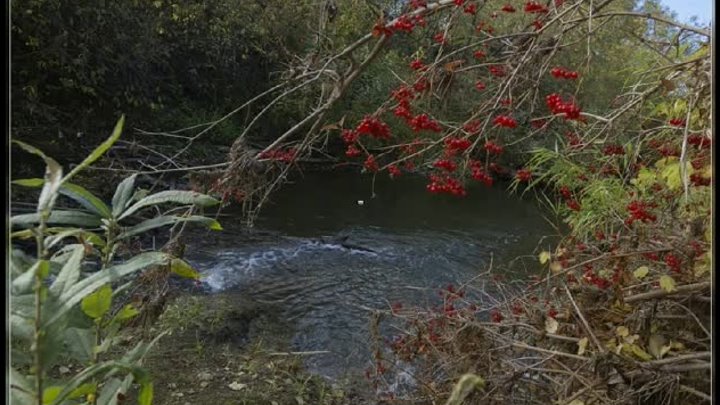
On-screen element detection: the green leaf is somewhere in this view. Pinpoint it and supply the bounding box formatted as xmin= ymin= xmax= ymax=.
xmin=633 ymin=266 xmax=649 ymax=280
xmin=11 ymin=211 xmax=102 ymax=228
xmin=96 ymin=376 xmax=133 ymax=405
xmin=12 ymin=260 xmax=49 ymax=295
xmin=81 ymin=284 xmax=113 ymax=319
xmin=170 ymin=258 xmax=201 ymax=279
xmin=12 ymin=141 xmax=63 ymax=215
xmin=45 ymin=252 xmax=169 ymax=328
xmin=112 ymin=174 xmax=137 ymax=218
xmin=50 ymin=245 xmax=84 ymax=297
xmin=48 ymin=361 xmax=144 ymax=405
xmin=119 ymin=190 xmax=220 ymax=220
xmin=13 ymin=179 xmax=112 ymax=218
xmin=43 ymin=386 xmax=64 ymax=405
xmin=138 ymin=382 xmax=153 ymax=405
xmin=112 ymin=304 xmax=140 ymax=323
xmin=538 ymin=251 xmax=551 ymax=264
xmin=46 ymin=229 xmax=105 ymax=250
xmin=631 ymin=167 xmax=657 ymax=190
xmin=63 ymin=115 xmax=124 ymax=184
xmin=68 ymin=383 xmax=97 ymax=400
xmin=444 ymin=374 xmax=485 ymax=405
xmin=116 ymin=215 xmax=222 ymax=240
xmin=12 ymin=178 xmax=44 ymax=187
xmin=59 ymin=182 xmax=112 ymax=218
xmin=659 ymin=275 xmax=676 ymax=293
xmin=64 ymin=327 xmax=95 ymax=363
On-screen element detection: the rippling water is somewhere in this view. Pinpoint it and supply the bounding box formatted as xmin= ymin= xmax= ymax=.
xmin=185 ymin=171 xmax=555 ymax=378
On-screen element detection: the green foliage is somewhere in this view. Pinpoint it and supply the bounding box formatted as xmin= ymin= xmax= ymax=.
xmin=10 ymin=120 xmax=220 ymax=405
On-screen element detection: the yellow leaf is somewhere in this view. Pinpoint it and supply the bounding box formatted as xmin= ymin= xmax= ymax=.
xmin=659 ymin=275 xmax=676 ymax=293
xmin=694 ymin=253 xmax=710 ymax=277
xmin=670 ymin=341 xmax=685 ymax=350
xmin=545 ymin=317 xmax=559 ymax=334
xmin=648 ymin=334 xmax=667 ymax=359
xmin=567 ymin=401 xmax=585 ymax=405
xmin=577 ymin=337 xmax=588 ymax=356
xmin=623 ymin=334 xmax=640 ymax=344
xmin=624 ymin=343 xmax=652 ymax=361
xmin=632 ymin=167 xmax=657 ymax=190
xmin=539 ymin=251 xmax=551 ymax=264
xmin=660 ymin=344 xmax=672 ymax=358
xmin=633 ymin=266 xmax=649 ymax=280
xmin=549 ymin=261 xmax=563 ymax=274
xmin=615 ymin=326 xmax=629 ymax=337
xmin=702 ymin=165 xmax=712 ymax=179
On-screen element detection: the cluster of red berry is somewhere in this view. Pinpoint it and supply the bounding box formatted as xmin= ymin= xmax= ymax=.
xmin=557 ymin=185 xmax=581 ymax=210
xmin=444 ymin=137 xmax=472 ymax=153
xmin=356 ymin=116 xmax=392 ymax=140
xmin=364 ymin=154 xmax=379 ymax=172
xmin=489 ymin=65 xmax=506 ymax=77
xmin=565 ymin=131 xmax=583 ymax=149
xmin=602 ymin=143 xmax=624 ymax=156
xmin=583 ymin=265 xmax=611 ymax=289
xmin=524 ymin=1 xmax=549 ymax=13
xmin=410 ymin=59 xmax=426 ymax=71
xmin=669 ymin=118 xmax=685 ymax=127
xmin=433 ymin=159 xmax=457 ymax=172
xmin=473 ymin=50 xmax=486 ymax=59
xmin=625 ymin=200 xmax=657 ymax=226
xmin=463 ymin=120 xmax=482 ymax=134
xmin=433 ymin=32 xmax=447 ymax=44
xmin=426 ymin=174 xmax=467 ymax=196
xmin=688 ymin=134 xmax=711 ymax=149
xmin=501 ymin=4 xmax=516 ymax=12
xmin=341 ymin=129 xmax=359 ymax=144
xmin=690 ymin=173 xmax=711 ymax=187
xmin=664 ymin=253 xmax=682 ymax=273
xmin=484 ymin=140 xmax=504 ymax=155
xmin=550 ymin=67 xmax=579 ymax=79
xmin=388 ymin=164 xmax=402 ymax=178
xmin=475 ymin=81 xmax=487 ymax=91
xmin=515 ymin=168 xmax=532 ymax=182
xmin=470 ymin=160 xmax=494 ymax=186
xmin=493 ymin=115 xmax=518 ymax=128
xmin=464 ymin=3 xmax=477 ymax=14
xmin=409 ymin=113 xmax=443 ymax=132
xmin=546 ymin=93 xmax=582 ymax=120
xmin=391 ymin=15 xmax=415 ymax=33
xmin=345 ymin=144 xmax=361 ymax=157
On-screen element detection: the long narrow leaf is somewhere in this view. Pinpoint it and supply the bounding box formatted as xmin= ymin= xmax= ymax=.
xmin=13 ymin=141 xmax=64 ymax=215
xmin=49 ymin=245 xmax=85 ymax=297
xmin=63 ymin=115 xmax=125 ymax=184
xmin=118 ymin=190 xmax=220 ymax=220
xmin=11 ymin=211 xmax=102 ymax=228
xmin=45 ymin=252 xmax=169 ymax=328
xmin=116 ymin=215 xmax=221 ymax=240
xmin=111 ymin=174 xmax=137 ymax=218
xmin=14 ymin=179 xmax=112 ymax=218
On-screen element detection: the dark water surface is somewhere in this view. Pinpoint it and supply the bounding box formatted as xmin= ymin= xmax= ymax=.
xmin=185 ymin=171 xmax=556 ymax=378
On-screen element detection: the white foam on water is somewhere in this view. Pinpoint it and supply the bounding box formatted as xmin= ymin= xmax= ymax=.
xmin=200 ymin=239 xmax=383 ymax=291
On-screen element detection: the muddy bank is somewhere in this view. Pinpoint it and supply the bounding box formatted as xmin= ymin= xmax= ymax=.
xmin=142 ymin=293 xmax=373 ymax=405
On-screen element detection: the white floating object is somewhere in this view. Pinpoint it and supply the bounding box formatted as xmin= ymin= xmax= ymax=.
xmin=357 ymin=200 xmax=364 ymax=206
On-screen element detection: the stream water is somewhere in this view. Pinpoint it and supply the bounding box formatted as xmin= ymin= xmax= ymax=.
xmin=185 ymin=171 xmax=556 ymax=379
